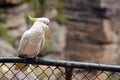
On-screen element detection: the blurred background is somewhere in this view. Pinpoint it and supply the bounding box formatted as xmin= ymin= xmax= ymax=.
xmin=0 ymin=0 xmax=120 ymax=65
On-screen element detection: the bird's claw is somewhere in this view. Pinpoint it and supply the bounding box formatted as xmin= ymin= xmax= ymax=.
xmin=34 ymin=57 xmax=38 ymax=63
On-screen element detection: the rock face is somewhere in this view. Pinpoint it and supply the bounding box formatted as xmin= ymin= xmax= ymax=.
xmin=47 ymin=21 xmax=66 ymax=53
xmin=101 ymin=0 xmax=120 ymax=33
xmin=63 ymin=0 xmax=119 ymax=64
xmin=0 ymin=39 xmax=16 ymax=57
xmin=0 ymin=4 xmax=30 ymax=38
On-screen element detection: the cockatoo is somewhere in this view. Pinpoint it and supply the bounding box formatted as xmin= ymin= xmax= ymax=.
xmin=14 ymin=14 xmax=50 ymax=71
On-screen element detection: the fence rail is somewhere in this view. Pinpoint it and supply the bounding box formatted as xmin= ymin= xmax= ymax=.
xmin=0 ymin=57 xmax=120 ymax=80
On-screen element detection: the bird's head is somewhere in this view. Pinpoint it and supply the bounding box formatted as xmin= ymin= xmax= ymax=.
xmin=28 ymin=14 xmax=50 ymax=31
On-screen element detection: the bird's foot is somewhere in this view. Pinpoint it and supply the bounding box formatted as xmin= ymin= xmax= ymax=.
xmin=34 ymin=57 xmax=38 ymax=63
xmin=18 ymin=55 xmax=28 ymax=62
xmin=33 ymin=57 xmax=39 ymax=67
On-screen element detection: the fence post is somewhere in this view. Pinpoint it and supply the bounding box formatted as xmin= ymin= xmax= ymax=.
xmin=65 ymin=67 xmax=73 ymax=80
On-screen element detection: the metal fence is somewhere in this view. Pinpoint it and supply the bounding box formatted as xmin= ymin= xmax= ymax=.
xmin=0 ymin=57 xmax=120 ymax=80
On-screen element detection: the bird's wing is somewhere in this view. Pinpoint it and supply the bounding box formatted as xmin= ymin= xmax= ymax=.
xmin=35 ymin=35 xmax=45 ymax=56
xmin=17 ymin=31 xmax=29 ymax=56
xmin=40 ymin=35 xmax=45 ymax=50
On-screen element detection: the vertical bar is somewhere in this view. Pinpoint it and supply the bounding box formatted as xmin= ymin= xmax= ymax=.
xmin=65 ymin=67 xmax=73 ymax=80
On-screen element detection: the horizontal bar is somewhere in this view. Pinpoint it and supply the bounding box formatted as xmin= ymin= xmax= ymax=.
xmin=0 ymin=57 xmax=120 ymax=72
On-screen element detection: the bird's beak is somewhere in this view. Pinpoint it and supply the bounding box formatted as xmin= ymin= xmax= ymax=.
xmin=28 ymin=13 xmax=36 ymax=22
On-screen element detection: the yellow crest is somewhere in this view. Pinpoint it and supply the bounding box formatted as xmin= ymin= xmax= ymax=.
xmin=28 ymin=13 xmax=36 ymax=22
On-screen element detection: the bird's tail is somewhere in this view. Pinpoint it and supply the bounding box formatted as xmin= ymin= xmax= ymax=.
xmin=14 ymin=63 xmax=29 ymax=72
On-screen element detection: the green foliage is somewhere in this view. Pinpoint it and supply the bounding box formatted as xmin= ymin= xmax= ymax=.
xmin=0 ymin=14 xmax=7 ymax=23
xmin=38 ymin=75 xmax=45 ymax=80
xmin=27 ymin=0 xmax=46 ymax=17
xmin=27 ymin=0 xmax=40 ymax=6
xmin=110 ymin=73 xmax=120 ymax=80
xmin=0 ymin=26 xmax=9 ymax=39
xmin=56 ymin=13 xmax=67 ymax=24
xmin=0 ymin=25 xmax=14 ymax=44
xmin=38 ymin=0 xmax=46 ymax=16
xmin=55 ymin=0 xmax=67 ymax=24
xmin=56 ymin=71 xmax=64 ymax=80
xmin=27 ymin=0 xmax=67 ymax=24
xmin=57 ymin=0 xmax=64 ymax=13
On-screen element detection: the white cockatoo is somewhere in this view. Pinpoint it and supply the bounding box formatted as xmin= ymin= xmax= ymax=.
xmin=14 ymin=14 xmax=50 ymax=71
